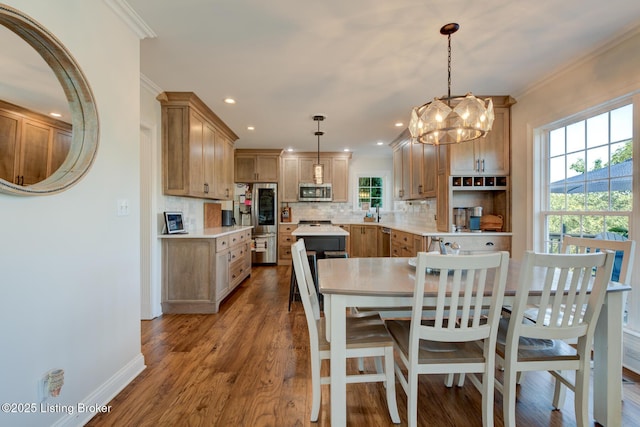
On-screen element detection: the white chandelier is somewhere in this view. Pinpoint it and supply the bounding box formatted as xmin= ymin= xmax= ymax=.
xmin=408 ymin=23 xmax=494 ymax=145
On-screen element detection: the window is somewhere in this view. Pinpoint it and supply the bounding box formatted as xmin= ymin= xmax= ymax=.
xmin=540 ymin=103 xmax=634 ymax=326
xmin=543 ymin=104 xmax=633 ymax=253
xmin=357 ymin=177 xmax=383 ymax=209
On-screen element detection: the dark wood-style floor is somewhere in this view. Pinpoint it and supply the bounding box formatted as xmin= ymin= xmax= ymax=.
xmin=87 ymin=265 xmax=640 ymax=426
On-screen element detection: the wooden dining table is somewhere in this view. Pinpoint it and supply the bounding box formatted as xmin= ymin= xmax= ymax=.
xmin=317 ymin=256 xmax=630 ymax=427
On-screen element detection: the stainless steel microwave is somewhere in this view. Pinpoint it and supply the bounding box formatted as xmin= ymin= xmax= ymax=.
xmin=298 ymin=183 xmax=332 ymax=202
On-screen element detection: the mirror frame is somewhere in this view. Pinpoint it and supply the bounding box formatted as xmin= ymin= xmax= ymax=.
xmin=0 ymin=4 xmax=99 ymax=196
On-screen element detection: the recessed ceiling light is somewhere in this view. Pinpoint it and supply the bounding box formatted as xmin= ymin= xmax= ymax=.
xmin=247 ymin=126 xmax=255 ymax=131
xmin=224 ymin=98 xmax=236 ymax=104
xmin=394 ymin=122 xmax=403 ymax=127
xmin=376 ymin=141 xmax=384 ymax=146
xmin=50 ymin=112 xmax=62 ymax=117
xmin=287 ymin=148 xmax=293 ymax=152
xmin=343 ymin=148 xmax=350 ymax=152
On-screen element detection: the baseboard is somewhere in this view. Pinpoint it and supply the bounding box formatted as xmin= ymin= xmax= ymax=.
xmin=51 ymin=353 xmax=146 ymax=427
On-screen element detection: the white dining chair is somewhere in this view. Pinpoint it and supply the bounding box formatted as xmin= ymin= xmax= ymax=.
xmin=291 ymin=239 xmax=400 ymax=424
xmin=495 ymin=250 xmax=615 ymax=427
xmin=385 ymin=251 xmax=510 ymax=427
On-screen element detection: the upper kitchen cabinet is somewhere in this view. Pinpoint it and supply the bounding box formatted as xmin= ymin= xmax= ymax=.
xmin=390 ymin=129 xmax=436 ymax=200
xmin=447 ymin=96 xmax=515 ymax=176
xmin=159 ymin=92 xmax=238 ymax=200
xmin=0 ymin=100 xmax=72 ymax=187
xmin=280 ymin=152 xmax=351 ymax=202
xmin=234 ymin=149 xmax=282 ymax=182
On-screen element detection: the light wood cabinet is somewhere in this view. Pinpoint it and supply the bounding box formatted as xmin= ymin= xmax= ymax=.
xmin=449 ymin=106 xmax=510 ymax=175
xmin=278 ymin=223 xmax=298 ymax=265
xmin=350 ymin=224 xmax=378 ymax=257
xmin=390 ymin=229 xmax=426 ymax=257
xmin=162 ymin=228 xmax=252 ymax=313
xmin=390 ymin=130 xmax=435 ymax=200
xmin=235 ymin=149 xmax=281 ymax=182
xmin=279 ymin=152 xmax=352 ymax=202
xmin=0 ymin=101 xmax=72 ymax=186
xmin=159 ymin=92 xmax=238 ymax=200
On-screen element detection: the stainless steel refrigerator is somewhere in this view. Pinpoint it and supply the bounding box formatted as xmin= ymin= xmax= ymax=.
xmin=251 ymin=183 xmax=277 ymax=264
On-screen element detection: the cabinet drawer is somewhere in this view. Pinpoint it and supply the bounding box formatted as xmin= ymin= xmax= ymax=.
xmin=391 ymin=230 xmax=412 ymax=245
xmin=229 ymin=244 xmax=247 ymax=263
xmin=278 ymin=233 xmax=296 ymax=246
xmin=279 ymin=244 xmax=293 ymax=261
xmin=230 ymin=262 xmax=248 ymax=285
xmin=216 ymin=236 xmax=229 ymax=252
xmin=280 ymin=224 xmax=297 ymax=233
xmin=229 ymin=231 xmax=242 ymax=247
xmin=441 ymin=235 xmax=511 ymax=253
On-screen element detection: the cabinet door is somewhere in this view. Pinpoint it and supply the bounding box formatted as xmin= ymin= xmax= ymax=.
xmin=50 ymin=128 xmax=72 ymax=174
xmin=188 ymin=111 xmax=206 ymax=196
xmin=0 ymin=111 xmax=20 ymax=183
xmin=449 ymin=107 xmax=509 ymax=175
xmin=213 ymin=133 xmax=233 ymax=199
xmin=392 ymin=145 xmax=404 ymax=199
xmin=215 ymin=250 xmax=230 ymax=298
xmin=299 ymin=157 xmax=331 ymax=183
xmin=280 ymin=157 xmax=299 ymax=202
xmin=421 ymin=143 xmax=437 ymax=197
xmin=351 ymin=225 xmax=377 ymax=257
xmin=235 ymin=155 xmax=256 ymax=182
xmin=331 ymin=157 xmax=349 ymax=202
xmin=256 ymin=156 xmax=279 ymax=182
xmin=409 ymin=141 xmax=423 ymax=199
xmin=478 ymin=107 xmax=509 ymax=175
xmin=202 ymin=121 xmax=216 ymax=198
xmin=20 ymin=119 xmax=51 ymax=186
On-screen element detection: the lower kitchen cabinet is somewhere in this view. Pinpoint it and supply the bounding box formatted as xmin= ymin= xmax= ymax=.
xmin=278 ymin=223 xmax=297 ymax=266
xmin=391 ymin=229 xmax=426 ymax=257
xmin=161 ymin=228 xmax=251 ymax=313
xmin=350 ymin=224 xmax=378 ymax=257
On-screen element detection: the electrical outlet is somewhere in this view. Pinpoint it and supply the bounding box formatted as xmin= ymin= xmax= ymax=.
xmin=117 ymin=199 xmax=129 ymax=216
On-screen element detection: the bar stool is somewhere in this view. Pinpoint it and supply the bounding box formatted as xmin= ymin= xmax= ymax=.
xmin=318 ymin=251 xmax=348 ymax=310
xmin=289 ymin=250 xmax=318 ymax=311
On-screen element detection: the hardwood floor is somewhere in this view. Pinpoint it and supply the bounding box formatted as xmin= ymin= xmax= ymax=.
xmin=87 ymin=265 xmax=640 ymax=426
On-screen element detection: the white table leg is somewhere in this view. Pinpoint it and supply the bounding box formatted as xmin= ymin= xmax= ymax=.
xmin=329 ymin=294 xmax=347 ymax=426
xmin=593 ymin=291 xmax=624 ymax=426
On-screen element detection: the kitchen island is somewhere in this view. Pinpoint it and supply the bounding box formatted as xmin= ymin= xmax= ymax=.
xmin=159 ymin=226 xmax=253 ymax=313
xmin=292 ymin=224 xmax=350 ymax=258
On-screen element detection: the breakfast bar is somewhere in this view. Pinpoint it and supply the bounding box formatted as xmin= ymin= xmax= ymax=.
xmin=292 ymin=224 xmax=350 ymax=258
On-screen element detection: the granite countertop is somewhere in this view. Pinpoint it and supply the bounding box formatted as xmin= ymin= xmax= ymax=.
xmin=292 ymin=224 xmax=350 ymax=236
xmin=159 ymin=225 xmax=253 ymax=238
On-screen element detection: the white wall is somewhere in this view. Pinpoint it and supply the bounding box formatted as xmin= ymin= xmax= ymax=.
xmin=510 ymin=28 xmax=640 ymax=259
xmin=0 ymin=2 xmax=144 ymax=426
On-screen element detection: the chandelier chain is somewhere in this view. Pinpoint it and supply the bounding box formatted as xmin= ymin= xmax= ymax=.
xmin=447 ymin=33 xmax=452 ymax=101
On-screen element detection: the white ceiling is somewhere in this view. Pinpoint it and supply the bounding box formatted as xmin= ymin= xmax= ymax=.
xmin=3 ymin=1 xmax=640 ymax=157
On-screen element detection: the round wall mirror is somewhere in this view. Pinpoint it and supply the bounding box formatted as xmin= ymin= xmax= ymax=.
xmin=0 ymin=4 xmax=99 ymax=196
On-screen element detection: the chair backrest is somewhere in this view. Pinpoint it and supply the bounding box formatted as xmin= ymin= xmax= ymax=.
xmin=561 ymin=235 xmax=635 ymax=285
xmin=508 ymin=251 xmax=615 ymax=346
xmin=410 ymin=251 xmax=510 ymax=351
xmin=291 ymin=239 xmax=321 ymax=343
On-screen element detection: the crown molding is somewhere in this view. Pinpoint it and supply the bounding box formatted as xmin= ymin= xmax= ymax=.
xmin=104 ymin=0 xmax=157 ymax=39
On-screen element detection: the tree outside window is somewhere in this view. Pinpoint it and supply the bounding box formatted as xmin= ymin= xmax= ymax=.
xmin=358 ymin=177 xmax=383 ymax=209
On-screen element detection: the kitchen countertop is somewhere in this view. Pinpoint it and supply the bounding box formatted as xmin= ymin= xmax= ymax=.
xmin=280 ymin=221 xmax=511 ymax=237
xmin=159 ymin=225 xmax=253 ymax=239
xmin=292 ymin=224 xmax=350 ymax=236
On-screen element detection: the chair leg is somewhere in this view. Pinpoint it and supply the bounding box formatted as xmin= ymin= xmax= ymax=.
xmin=384 ymin=347 xmax=401 ymax=423
xmin=574 ymin=367 xmax=590 ymax=427
xmin=503 ymin=365 xmax=518 ymax=427
xmin=310 ymin=356 xmax=322 ymax=422
xmin=288 ymin=264 xmax=297 ymax=311
xmin=357 ymin=357 xmax=365 ymax=372
xmin=407 ymin=370 xmax=419 ymax=427
xmin=552 ymin=371 xmax=567 ymax=410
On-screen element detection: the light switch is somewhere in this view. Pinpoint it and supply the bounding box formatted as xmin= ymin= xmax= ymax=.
xmin=117 ymin=199 xmax=129 ymax=216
